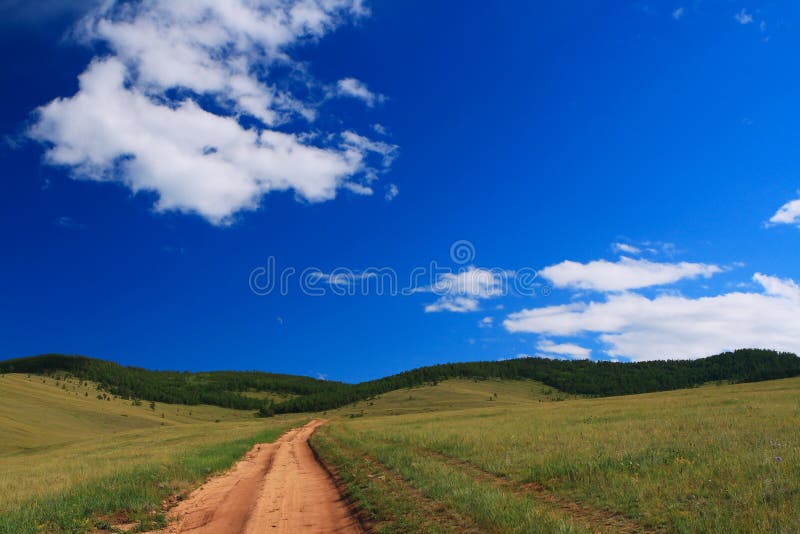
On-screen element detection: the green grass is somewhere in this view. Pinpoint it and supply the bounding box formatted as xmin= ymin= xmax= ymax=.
xmin=0 ymin=374 xmax=259 ymax=455
xmin=313 ymin=427 xmax=585 ymax=533
xmin=0 ymin=424 xmax=296 ymax=533
xmin=10 ymin=350 xmax=798 ymax=414
xmin=4 ymin=372 xmax=800 ymax=533
xmin=0 ymin=374 xmax=306 ymax=533
xmin=314 ymin=377 xmax=800 ymax=533
xmin=312 ymin=430 xmax=484 ymax=533
xmin=325 ymin=377 xmax=571 ymax=418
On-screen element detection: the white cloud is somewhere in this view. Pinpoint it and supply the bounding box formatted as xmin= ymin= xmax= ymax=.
xmin=343 ymin=182 xmax=375 ymax=196
xmin=769 ymin=198 xmax=800 ymax=227
xmin=734 ymin=8 xmax=754 ymax=24
xmin=672 ymin=7 xmax=685 ymax=20
xmin=539 ymin=257 xmax=721 ymax=292
xmin=336 ymin=78 xmax=384 ymax=107
xmin=504 ymin=273 xmax=800 ymax=361
xmin=428 ymin=267 xmax=506 ymax=299
xmin=425 ymin=296 xmax=479 ymax=313
xmin=341 ymin=131 xmax=398 ymax=169
xmin=611 ymin=242 xmax=641 ymax=255
xmin=536 ymin=340 xmax=591 ymax=359
xmin=478 ymin=316 xmax=494 ymax=328
xmin=28 ymin=0 xmax=394 ymax=224
xmin=31 ymin=59 xmax=363 ymax=223
xmin=423 ymin=267 xmax=509 ymax=313
xmin=753 ymin=273 xmax=800 ymax=301
xmin=372 ymin=123 xmax=388 ymax=135
xmin=385 ymin=183 xmax=399 ymax=201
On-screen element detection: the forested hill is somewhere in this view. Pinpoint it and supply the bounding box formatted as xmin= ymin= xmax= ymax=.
xmin=270 ymin=349 xmax=800 ymax=412
xmin=1 ymin=349 xmax=799 ymax=415
xmin=0 ymin=354 xmax=342 ymax=411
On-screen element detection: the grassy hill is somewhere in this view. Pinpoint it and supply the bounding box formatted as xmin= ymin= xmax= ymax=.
xmin=2 ymin=349 xmax=799 ymax=415
xmin=0 ymin=373 xmax=560 ymax=532
xmin=328 ymin=377 xmax=573 ymax=418
xmin=0 ymin=354 xmax=341 ymax=414
xmin=2 ymin=360 xmax=800 ymax=532
xmin=0 ymin=373 xmax=263 ymax=454
xmin=0 ymin=372 xmax=306 ymax=532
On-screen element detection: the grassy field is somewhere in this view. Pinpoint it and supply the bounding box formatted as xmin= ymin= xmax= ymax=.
xmin=0 ymin=373 xmax=264 ymax=453
xmin=0 ymin=373 xmax=306 ymax=533
xmin=313 ymin=377 xmax=800 ymax=533
xmin=3 ymin=372 xmax=799 ymax=533
xmin=325 ymin=377 xmax=572 ymax=418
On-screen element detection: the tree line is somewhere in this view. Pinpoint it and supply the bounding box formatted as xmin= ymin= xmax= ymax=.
xmin=1 ymin=349 xmax=798 ymax=416
xmin=0 ymin=354 xmax=340 ymax=412
xmin=268 ymin=349 xmax=800 ymax=413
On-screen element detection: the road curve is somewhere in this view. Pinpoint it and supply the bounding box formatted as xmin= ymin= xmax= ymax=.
xmin=157 ymin=419 xmax=362 ymax=534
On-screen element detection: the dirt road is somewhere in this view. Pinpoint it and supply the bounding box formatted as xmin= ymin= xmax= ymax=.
xmin=158 ymin=420 xmax=362 ymax=534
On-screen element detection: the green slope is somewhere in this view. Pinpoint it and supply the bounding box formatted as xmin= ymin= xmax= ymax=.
xmin=0 ymin=354 xmax=341 ymax=413
xmin=0 ymin=373 xmax=305 ymax=533
xmin=0 ymin=373 xmax=261 ymax=455
xmin=1 ymin=348 xmax=799 ymax=415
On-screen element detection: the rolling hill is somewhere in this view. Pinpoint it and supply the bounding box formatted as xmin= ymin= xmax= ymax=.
xmin=2 ymin=354 xmax=800 ymax=532
xmin=1 ymin=349 xmax=799 ymax=416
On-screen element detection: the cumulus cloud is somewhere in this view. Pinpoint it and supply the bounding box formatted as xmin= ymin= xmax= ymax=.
xmin=504 ymin=273 xmax=800 ymax=361
xmin=429 ymin=267 xmax=506 ymax=298
xmin=536 ymin=340 xmax=591 ymax=359
xmin=769 ymin=198 xmax=800 ymax=227
xmin=31 ymin=59 xmax=365 ymax=222
xmin=478 ymin=316 xmax=494 ymax=328
xmin=28 ymin=0 xmax=395 ymax=224
xmin=424 ymin=267 xmax=509 ymax=313
xmin=539 ymin=256 xmax=721 ymax=292
xmin=336 ymin=78 xmax=384 ymax=107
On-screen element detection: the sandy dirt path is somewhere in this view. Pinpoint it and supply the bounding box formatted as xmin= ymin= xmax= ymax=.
xmin=157 ymin=420 xmax=362 ymax=534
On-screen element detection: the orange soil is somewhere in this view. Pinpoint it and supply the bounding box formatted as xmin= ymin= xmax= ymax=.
xmin=156 ymin=420 xmax=361 ymax=534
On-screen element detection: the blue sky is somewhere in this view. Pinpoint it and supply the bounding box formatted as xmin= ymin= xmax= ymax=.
xmin=2 ymin=1 xmax=800 ymax=382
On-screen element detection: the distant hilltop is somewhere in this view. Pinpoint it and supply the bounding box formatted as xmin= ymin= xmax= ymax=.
xmin=2 ymin=349 xmax=798 ymax=416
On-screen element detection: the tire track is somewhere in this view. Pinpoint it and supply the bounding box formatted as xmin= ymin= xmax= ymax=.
xmin=415 ymin=446 xmax=659 ymax=534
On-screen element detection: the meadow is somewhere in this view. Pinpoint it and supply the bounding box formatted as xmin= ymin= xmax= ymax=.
xmin=0 ymin=374 xmax=306 ymax=533
xmin=1 ymin=371 xmax=799 ymax=533
xmin=313 ymin=377 xmax=800 ymax=533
